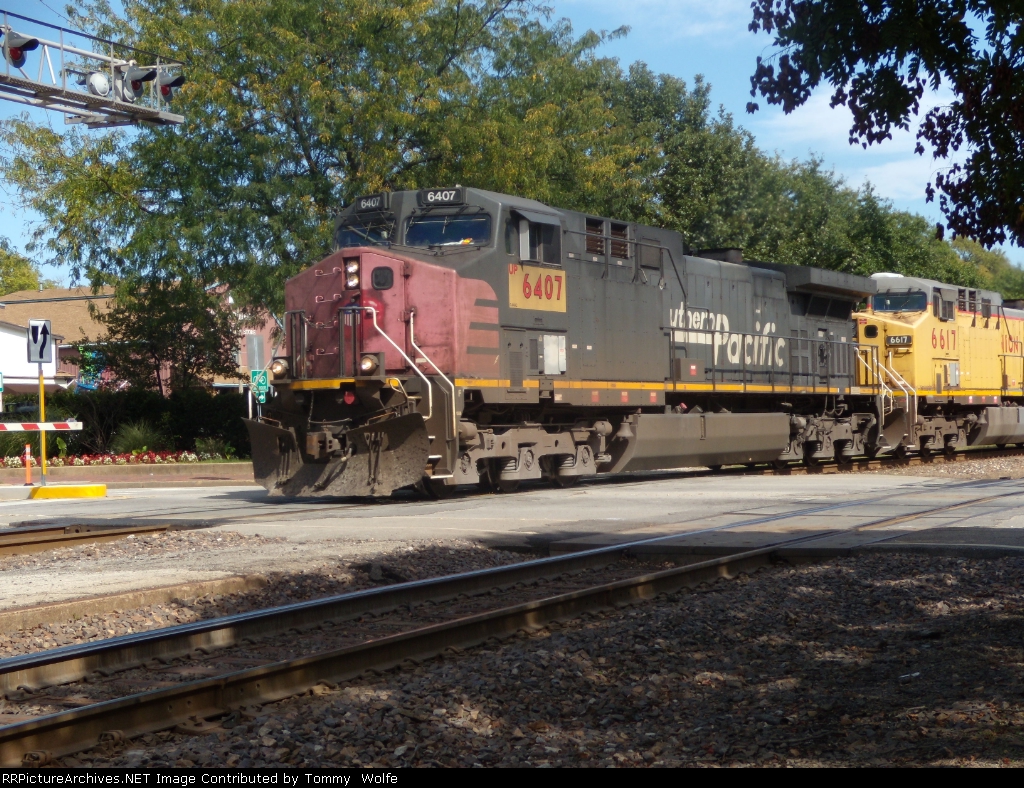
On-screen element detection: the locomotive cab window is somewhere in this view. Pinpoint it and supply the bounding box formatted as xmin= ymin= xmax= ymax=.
xmin=504 ymin=218 xmax=517 ymax=254
xmin=528 ymin=222 xmax=561 ymax=265
xmin=336 ymin=217 xmax=394 ymax=249
xmin=933 ymin=289 xmax=955 ymax=321
xmin=871 ymin=292 xmax=927 ymax=313
xmin=405 ymin=212 xmax=492 ymax=248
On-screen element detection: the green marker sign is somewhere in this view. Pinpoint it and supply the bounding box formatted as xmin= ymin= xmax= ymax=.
xmin=256 ymin=391 xmax=267 ymax=405
xmin=250 ymin=369 xmax=269 ymax=394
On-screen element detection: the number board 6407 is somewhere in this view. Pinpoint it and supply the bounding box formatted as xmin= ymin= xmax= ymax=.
xmin=508 ymin=263 xmax=566 ymax=313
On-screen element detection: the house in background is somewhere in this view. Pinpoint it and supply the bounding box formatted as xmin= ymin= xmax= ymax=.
xmin=0 ymin=287 xmax=114 ymax=390
xmin=0 ymin=286 xmax=279 ymax=392
xmin=0 ymin=319 xmax=66 ymax=393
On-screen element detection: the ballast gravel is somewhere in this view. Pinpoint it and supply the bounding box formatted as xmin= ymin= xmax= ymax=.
xmin=0 ymin=530 xmax=281 ymax=573
xmin=0 ymin=539 xmax=525 ymax=658
xmin=868 ymin=454 xmax=1024 ymax=481
xmin=68 ymin=553 xmax=1024 ymax=768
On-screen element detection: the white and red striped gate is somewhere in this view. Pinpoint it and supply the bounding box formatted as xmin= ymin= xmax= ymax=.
xmin=0 ymin=422 xmax=83 ymax=431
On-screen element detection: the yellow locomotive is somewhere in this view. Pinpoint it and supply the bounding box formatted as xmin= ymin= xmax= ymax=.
xmin=855 ymin=273 xmax=1024 ymax=455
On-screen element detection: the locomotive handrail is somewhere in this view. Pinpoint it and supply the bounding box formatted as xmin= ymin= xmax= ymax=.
xmin=880 ymin=352 xmax=916 ymax=423
xmin=342 ymin=305 xmax=433 ymax=422
xmin=855 ymin=347 xmax=893 ymax=413
xmin=408 ymin=311 xmax=458 ymax=458
xmin=284 ymin=309 xmax=309 ymax=379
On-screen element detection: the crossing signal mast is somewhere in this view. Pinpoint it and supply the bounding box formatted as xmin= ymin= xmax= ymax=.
xmin=0 ymin=9 xmax=184 ymax=129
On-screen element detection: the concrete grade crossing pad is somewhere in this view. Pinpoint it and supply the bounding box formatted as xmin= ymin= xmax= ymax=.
xmin=4 ymin=471 xmax=1024 ymax=608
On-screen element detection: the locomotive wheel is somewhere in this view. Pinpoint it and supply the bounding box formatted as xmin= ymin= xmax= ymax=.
xmin=477 ymin=463 xmax=497 ymax=492
xmin=551 ymin=475 xmax=579 ymax=488
xmin=497 ymin=478 xmax=520 ymax=493
xmin=415 ymin=479 xmax=455 ymax=499
xmin=772 ymin=459 xmax=789 ymax=470
xmin=707 ymin=464 xmax=723 ymax=472
xmin=427 ymin=479 xmax=455 ymax=499
xmin=943 ymin=443 xmax=957 ymax=457
xmin=835 ymin=451 xmax=852 ymax=467
xmin=892 ymin=444 xmax=908 ymax=460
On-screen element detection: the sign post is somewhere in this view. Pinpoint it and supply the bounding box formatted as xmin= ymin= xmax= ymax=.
xmin=27 ymin=320 xmax=52 ymax=486
xmin=0 ymin=371 xmax=5 ymax=414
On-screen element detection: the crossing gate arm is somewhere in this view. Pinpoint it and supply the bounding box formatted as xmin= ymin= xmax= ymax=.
xmin=0 ymin=422 xmax=83 ymax=431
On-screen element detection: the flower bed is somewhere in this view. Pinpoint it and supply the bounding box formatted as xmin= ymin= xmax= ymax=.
xmin=3 ymin=450 xmax=215 ymax=468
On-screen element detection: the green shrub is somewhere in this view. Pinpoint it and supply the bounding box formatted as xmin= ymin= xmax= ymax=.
xmin=195 ymin=436 xmax=237 ymax=458
xmin=109 ymin=420 xmax=167 ymax=454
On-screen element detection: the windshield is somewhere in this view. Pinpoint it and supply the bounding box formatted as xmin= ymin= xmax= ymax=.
xmin=336 ymin=219 xmax=393 ymax=248
xmin=872 ymin=292 xmax=927 ymax=312
xmin=406 ymin=213 xmax=492 ymax=247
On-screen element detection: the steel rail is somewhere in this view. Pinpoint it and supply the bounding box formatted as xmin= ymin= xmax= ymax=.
xmin=2 ymin=487 xmax=1023 ymax=767
xmin=0 ymin=483 xmax=985 ymax=696
xmin=0 ymin=547 xmax=807 ymax=766
xmin=0 ymin=524 xmax=170 ymax=558
xmin=0 ymin=483 xmax=1015 ymax=757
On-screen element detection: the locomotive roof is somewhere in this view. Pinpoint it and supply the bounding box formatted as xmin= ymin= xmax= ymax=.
xmin=333 ymin=187 xmax=881 ymax=299
xmin=871 ymin=273 xmax=1003 ymax=306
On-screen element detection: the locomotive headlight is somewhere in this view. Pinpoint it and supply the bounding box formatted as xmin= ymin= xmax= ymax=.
xmin=359 ymin=354 xmax=379 ymax=374
xmin=269 ymin=359 xmax=289 ymax=379
xmin=345 ymin=274 xmax=360 ymax=289
xmin=345 ymin=260 xmax=359 ymax=274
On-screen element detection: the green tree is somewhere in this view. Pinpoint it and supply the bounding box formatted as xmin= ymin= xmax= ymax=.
xmin=952 ymin=238 xmax=1024 ymax=300
xmin=616 ymin=65 xmax=975 ymax=284
xmin=85 ymin=278 xmax=241 ymax=395
xmin=1 ymin=0 xmax=642 ymax=313
xmin=747 ymin=0 xmax=1024 ymax=249
xmin=0 ymin=237 xmax=41 ymax=295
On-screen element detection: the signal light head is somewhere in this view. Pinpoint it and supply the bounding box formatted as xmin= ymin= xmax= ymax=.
xmin=3 ymin=31 xmax=39 ymax=69
xmin=157 ymin=71 xmax=185 ymax=102
xmin=117 ymin=64 xmax=157 ymax=103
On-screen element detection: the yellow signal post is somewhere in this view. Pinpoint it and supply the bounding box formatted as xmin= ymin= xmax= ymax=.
xmin=37 ymin=362 xmax=46 ymax=486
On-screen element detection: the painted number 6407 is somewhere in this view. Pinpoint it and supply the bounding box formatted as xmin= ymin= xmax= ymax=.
xmin=522 ymin=272 xmax=562 ymax=302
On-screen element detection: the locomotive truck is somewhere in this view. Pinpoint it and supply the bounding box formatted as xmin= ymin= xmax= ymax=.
xmin=244 ymin=187 xmax=1024 ymax=497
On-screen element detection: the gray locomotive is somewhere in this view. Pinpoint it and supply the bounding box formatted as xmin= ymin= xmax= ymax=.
xmin=246 ymin=187 xmax=883 ymax=497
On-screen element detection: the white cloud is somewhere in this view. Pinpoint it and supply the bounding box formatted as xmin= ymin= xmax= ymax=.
xmin=746 ymin=86 xmax=965 ymax=207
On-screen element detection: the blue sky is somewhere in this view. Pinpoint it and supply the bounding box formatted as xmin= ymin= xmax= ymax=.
xmin=2 ymin=0 xmax=1021 ymax=283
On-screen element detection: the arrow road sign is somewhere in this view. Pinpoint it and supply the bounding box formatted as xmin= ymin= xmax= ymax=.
xmin=256 ymin=392 xmax=267 ymax=405
xmin=250 ymin=369 xmax=269 ymax=393
xmin=27 ymin=320 xmax=52 ymax=364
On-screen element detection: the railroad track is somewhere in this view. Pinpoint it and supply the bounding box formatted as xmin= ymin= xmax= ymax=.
xmin=2 ymin=482 xmax=1023 ymax=766
xmin=0 ymin=524 xmax=172 ymax=558
xmin=753 ymin=444 xmax=1024 ymax=477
